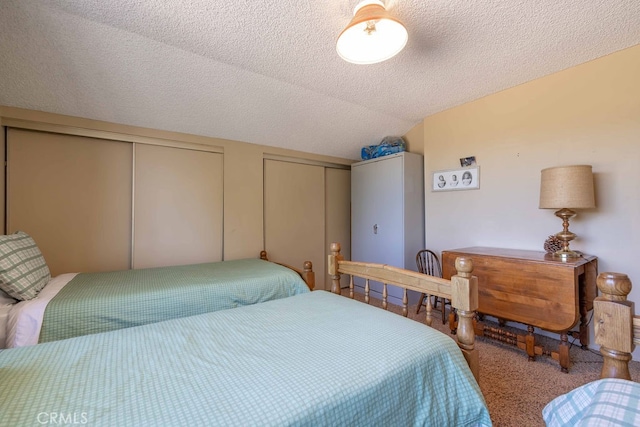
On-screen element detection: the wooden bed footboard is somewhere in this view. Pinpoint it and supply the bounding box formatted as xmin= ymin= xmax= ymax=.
xmin=260 ymin=251 xmax=315 ymax=291
xmin=327 ymin=242 xmax=480 ymax=381
xmin=593 ymin=272 xmax=639 ymax=380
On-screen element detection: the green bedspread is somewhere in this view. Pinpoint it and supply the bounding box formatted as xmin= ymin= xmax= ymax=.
xmin=39 ymin=258 xmax=309 ymax=343
xmin=0 ymin=291 xmax=491 ymax=427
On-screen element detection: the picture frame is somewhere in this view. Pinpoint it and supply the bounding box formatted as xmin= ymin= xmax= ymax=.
xmin=459 ymin=156 xmax=476 ymax=167
xmin=432 ymin=166 xmax=480 ymax=192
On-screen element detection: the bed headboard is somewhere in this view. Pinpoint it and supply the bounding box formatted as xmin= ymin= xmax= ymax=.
xmin=327 ymin=242 xmax=479 ymax=381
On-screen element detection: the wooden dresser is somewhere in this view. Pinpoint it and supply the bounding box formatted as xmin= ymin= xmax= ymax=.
xmin=442 ymin=246 xmax=597 ymax=372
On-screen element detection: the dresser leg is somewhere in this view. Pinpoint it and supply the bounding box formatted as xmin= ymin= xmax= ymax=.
xmin=526 ymin=325 xmax=536 ymax=361
xmin=579 ymin=277 xmax=589 ymax=349
xmin=577 ymin=329 xmax=586 ymax=351
xmin=559 ymin=333 xmax=570 ymax=373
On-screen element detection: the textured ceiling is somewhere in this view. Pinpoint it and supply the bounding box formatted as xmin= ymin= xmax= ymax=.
xmin=1 ymin=1 xmax=639 ymax=159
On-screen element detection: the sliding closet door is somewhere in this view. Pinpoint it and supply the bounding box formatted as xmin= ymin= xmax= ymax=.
xmin=264 ymin=160 xmax=326 ymax=289
xmin=325 ymin=168 xmax=351 ymax=290
xmin=133 ymin=144 xmax=223 ymax=268
xmin=7 ymin=128 xmax=132 ymax=276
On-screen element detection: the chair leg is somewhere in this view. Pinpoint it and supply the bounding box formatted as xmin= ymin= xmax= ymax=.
xmin=449 ymin=309 xmax=457 ymax=334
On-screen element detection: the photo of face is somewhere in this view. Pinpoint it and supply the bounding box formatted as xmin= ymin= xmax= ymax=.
xmin=462 ymin=171 xmax=472 ymax=186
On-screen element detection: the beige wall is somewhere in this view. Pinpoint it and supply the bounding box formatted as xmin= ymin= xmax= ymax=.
xmin=422 ymin=43 xmax=640 ymax=356
xmin=0 ymin=106 xmax=353 ymax=275
xmin=403 ymin=121 xmax=424 ymax=156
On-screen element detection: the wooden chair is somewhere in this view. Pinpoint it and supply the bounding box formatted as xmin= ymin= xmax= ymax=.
xmin=415 ymin=249 xmax=450 ymax=324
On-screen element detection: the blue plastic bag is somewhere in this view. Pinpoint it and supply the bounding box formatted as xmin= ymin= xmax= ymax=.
xmin=361 ymin=136 xmax=406 ymax=160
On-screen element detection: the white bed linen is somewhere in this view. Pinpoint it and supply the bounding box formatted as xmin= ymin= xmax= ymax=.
xmin=5 ymin=273 xmax=77 ymax=348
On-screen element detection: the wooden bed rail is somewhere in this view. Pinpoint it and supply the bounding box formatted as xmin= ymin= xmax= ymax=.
xmin=593 ymin=271 xmax=638 ymax=380
xmin=260 ymin=251 xmax=315 ymax=291
xmin=327 ymin=242 xmax=480 ymax=382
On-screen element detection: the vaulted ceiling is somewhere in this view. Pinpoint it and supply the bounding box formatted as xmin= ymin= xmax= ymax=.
xmin=1 ymin=1 xmax=639 ymax=159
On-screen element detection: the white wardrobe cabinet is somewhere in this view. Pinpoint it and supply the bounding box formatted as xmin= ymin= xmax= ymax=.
xmin=351 ymin=152 xmax=424 ymax=303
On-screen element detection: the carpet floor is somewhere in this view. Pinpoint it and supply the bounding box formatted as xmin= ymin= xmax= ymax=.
xmin=340 ymin=290 xmax=640 ymax=427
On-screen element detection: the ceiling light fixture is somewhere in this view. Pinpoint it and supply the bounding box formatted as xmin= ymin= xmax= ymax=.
xmin=336 ymin=0 xmax=408 ymax=65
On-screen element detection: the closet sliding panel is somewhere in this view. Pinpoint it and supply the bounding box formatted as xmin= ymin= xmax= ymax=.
xmin=325 ymin=168 xmax=351 ymax=290
xmin=133 ymin=144 xmax=223 ymax=269
xmin=264 ymin=160 xmax=325 ymax=289
xmin=7 ymin=128 xmax=132 ymax=276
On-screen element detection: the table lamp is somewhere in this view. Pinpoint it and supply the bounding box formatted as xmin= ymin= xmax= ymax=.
xmin=539 ymin=165 xmax=595 ymax=259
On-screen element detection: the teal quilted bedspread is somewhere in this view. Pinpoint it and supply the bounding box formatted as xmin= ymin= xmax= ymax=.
xmin=0 ymin=291 xmax=491 ymax=427
xmin=39 ymin=258 xmax=309 ymax=343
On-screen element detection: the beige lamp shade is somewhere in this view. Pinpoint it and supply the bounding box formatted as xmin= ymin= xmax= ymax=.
xmin=336 ymin=0 xmax=408 ymax=65
xmin=539 ymin=165 xmax=595 ymax=209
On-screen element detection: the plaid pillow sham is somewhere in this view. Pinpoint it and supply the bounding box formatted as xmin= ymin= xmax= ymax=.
xmin=0 ymin=231 xmax=51 ymax=300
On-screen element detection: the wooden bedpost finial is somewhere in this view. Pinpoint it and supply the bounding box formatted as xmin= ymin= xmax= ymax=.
xmin=455 ymin=257 xmax=473 ymax=278
xmin=303 ymin=261 xmax=312 ymax=272
xmin=597 ymin=272 xmax=632 ymax=302
xmin=302 ymin=261 xmax=315 ymax=291
xmin=260 ymin=250 xmax=268 ymax=261
xmin=330 ymin=242 xmax=341 ymax=255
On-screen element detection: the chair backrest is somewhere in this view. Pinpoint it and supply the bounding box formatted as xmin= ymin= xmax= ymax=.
xmin=416 ymin=249 xmax=442 ymax=278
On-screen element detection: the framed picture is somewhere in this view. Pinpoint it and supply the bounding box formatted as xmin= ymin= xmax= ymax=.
xmin=459 ymin=156 xmax=476 ymax=167
xmin=432 ymin=166 xmax=480 ymax=191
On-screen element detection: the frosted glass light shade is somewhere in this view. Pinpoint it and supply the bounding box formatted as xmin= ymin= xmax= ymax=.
xmin=337 ymin=0 xmax=408 ymax=65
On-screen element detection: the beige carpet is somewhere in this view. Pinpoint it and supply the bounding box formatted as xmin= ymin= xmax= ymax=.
xmin=340 ymin=290 xmax=640 ymax=427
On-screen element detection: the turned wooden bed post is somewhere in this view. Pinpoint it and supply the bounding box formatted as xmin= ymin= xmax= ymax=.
xmin=301 ymin=261 xmax=315 ymax=291
xmin=328 ymin=243 xmax=343 ymax=295
xmin=451 ymin=257 xmax=480 ymax=382
xmin=594 ymin=272 xmax=635 ymax=380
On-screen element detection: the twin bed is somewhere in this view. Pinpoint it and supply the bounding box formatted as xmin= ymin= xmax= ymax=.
xmin=0 ymin=240 xmax=491 ymax=426
xmin=1 ymin=244 xmax=314 ymax=348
